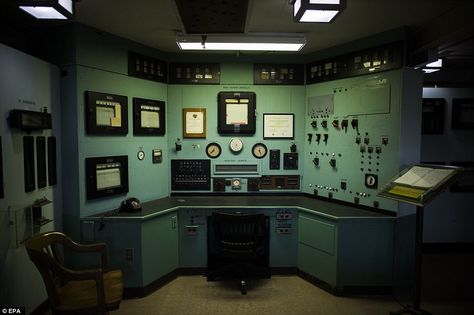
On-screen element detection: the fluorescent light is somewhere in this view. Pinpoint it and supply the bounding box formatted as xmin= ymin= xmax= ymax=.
xmin=299 ymin=10 xmax=339 ymax=22
xmin=19 ymin=0 xmax=73 ymax=19
xmin=426 ymin=59 xmax=443 ymax=68
xmin=293 ymin=0 xmax=345 ymax=23
xmin=422 ymin=68 xmax=441 ymax=73
xmin=20 ymin=6 xmax=67 ymax=19
xmin=176 ymin=34 xmax=306 ymax=52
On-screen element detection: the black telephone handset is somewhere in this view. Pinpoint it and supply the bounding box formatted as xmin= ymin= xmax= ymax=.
xmin=120 ymin=197 xmax=142 ymax=213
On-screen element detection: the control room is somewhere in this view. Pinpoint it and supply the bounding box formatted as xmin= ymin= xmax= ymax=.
xmin=1 ymin=1 xmax=473 ymax=314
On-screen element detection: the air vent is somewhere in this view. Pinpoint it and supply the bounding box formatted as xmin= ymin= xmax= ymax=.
xmin=174 ymin=0 xmax=248 ymax=33
xmin=214 ymin=164 xmax=259 ymax=175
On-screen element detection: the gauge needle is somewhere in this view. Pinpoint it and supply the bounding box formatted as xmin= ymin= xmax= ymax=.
xmin=210 ymin=149 xmax=215 ymax=153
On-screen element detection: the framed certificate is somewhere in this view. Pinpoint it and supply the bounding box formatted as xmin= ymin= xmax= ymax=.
xmin=263 ymin=113 xmax=294 ymax=139
xmin=183 ymin=108 xmax=206 ymax=138
xmin=133 ymin=97 xmax=166 ymax=136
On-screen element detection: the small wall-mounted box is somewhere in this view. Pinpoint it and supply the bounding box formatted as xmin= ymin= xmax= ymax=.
xmin=8 ymin=109 xmax=52 ymax=133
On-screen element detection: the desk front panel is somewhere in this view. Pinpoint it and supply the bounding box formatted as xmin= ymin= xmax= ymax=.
xmin=178 ymin=208 xmax=298 ymax=268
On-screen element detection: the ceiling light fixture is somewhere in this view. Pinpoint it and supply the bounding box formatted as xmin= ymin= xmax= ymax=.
xmin=19 ymin=0 xmax=74 ymax=19
xmin=291 ymin=0 xmax=346 ymax=23
xmin=417 ymin=58 xmax=443 ymax=74
xmin=176 ymin=34 xmax=306 ymax=52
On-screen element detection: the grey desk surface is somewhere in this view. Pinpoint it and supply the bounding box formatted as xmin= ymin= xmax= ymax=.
xmin=86 ymin=195 xmax=395 ymax=220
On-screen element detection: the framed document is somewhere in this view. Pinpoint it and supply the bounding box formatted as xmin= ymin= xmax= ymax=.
xmin=133 ymin=97 xmax=166 ymax=136
xmin=85 ymin=91 xmax=128 ymax=135
xmin=263 ymin=113 xmax=294 ymax=139
xmin=183 ymin=108 xmax=206 ymax=138
xmin=217 ymin=92 xmax=256 ymax=134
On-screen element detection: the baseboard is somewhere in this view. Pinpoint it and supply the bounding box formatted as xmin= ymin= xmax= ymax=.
xmin=178 ymin=267 xmax=206 ymax=275
xmin=30 ymin=299 xmax=49 ymax=315
xmin=124 ymin=269 xmax=180 ymax=298
xmin=297 ymin=269 xmax=392 ymax=297
xmin=271 ymin=267 xmax=298 ymax=275
xmin=422 ymin=242 xmax=474 ymax=253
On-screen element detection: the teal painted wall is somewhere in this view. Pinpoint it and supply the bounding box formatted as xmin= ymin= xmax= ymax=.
xmin=0 ymin=43 xmax=61 ymax=313
xmin=167 ymin=83 xmax=305 ymax=182
xmin=61 ymin=25 xmax=171 ymax=239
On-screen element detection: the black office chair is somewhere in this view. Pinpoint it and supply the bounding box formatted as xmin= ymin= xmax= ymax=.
xmin=207 ymin=212 xmax=270 ymax=294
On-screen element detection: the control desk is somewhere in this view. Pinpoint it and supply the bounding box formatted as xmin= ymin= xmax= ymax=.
xmin=81 ymin=195 xmax=395 ymax=296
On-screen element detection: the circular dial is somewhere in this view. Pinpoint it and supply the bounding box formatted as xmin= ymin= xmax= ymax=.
xmin=365 ymin=174 xmax=378 ymax=188
xmin=252 ymin=143 xmax=268 ymax=159
xmin=206 ymin=142 xmax=222 ymax=158
xmin=229 ymin=138 xmax=243 ymax=153
xmin=137 ymin=150 xmax=145 ymax=160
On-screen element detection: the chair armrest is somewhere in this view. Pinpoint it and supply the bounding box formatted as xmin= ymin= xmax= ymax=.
xmin=62 ymin=238 xmax=109 ymax=270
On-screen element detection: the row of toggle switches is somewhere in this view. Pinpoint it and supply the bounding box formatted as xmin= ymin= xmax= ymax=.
xmin=307 ymin=133 xmax=328 ymax=144
xmin=311 ymin=118 xmax=358 ymax=131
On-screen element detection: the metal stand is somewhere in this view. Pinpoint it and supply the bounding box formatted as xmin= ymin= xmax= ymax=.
xmin=390 ymin=206 xmax=431 ymax=315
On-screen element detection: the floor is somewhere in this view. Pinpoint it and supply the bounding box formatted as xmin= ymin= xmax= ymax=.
xmin=113 ymin=253 xmax=474 ymax=315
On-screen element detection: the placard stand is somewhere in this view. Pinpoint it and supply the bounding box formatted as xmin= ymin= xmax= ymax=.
xmin=378 ymin=164 xmax=462 ymax=315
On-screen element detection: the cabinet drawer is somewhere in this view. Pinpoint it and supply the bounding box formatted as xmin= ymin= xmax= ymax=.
xmin=298 ymin=215 xmax=336 ymax=255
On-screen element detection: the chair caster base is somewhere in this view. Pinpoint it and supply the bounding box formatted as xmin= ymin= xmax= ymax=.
xmin=240 ymin=280 xmax=247 ymax=295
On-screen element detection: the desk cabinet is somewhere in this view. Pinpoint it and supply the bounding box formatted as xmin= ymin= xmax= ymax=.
xmin=142 ymin=211 xmax=178 ymax=286
xmin=298 ymin=212 xmax=394 ymax=294
xmin=82 ymin=211 xmax=178 ymax=289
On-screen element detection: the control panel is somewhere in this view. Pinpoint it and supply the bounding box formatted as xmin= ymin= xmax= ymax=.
xmin=171 ymin=159 xmax=211 ymax=191
xmin=303 ymin=69 xmax=418 ymax=211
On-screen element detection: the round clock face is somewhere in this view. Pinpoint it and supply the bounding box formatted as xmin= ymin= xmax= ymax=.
xmin=229 ymin=138 xmax=243 ymax=153
xmin=252 ymin=143 xmax=267 ymax=159
xmin=137 ymin=150 xmax=145 ymax=160
xmin=206 ymin=142 xmax=222 ymax=158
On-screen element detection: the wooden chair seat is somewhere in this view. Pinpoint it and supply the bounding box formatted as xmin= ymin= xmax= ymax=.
xmin=57 ymin=270 xmax=123 ymax=313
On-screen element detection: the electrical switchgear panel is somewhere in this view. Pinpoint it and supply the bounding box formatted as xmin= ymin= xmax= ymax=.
xmin=171 ymin=159 xmax=211 ymax=191
xmin=303 ymin=69 xmax=421 ymax=212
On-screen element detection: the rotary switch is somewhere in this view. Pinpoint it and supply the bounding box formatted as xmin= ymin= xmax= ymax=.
xmin=365 ymin=174 xmax=378 ymax=189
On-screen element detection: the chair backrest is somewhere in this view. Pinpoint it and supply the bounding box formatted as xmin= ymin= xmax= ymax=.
xmin=25 ymin=231 xmax=72 ymax=308
xmin=211 ymin=212 xmax=266 ymax=252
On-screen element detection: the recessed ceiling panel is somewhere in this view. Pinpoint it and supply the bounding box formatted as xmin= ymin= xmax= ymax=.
xmin=175 ymin=0 xmax=248 ymax=33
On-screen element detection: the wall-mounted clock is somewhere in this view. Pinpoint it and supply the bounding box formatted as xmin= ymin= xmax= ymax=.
xmin=229 ymin=138 xmax=243 ymax=153
xmin=206 ymin=142 xmax=222 ymax=158
xmin=252 ymin=143 xmax=267 ymax=159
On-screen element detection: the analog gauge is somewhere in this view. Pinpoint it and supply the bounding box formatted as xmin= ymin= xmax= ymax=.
xmin=252 ymin=143 xmax=268 ymax=159
xmin=206 ymin=142 xmax=222 ymax=159
xmin=229 ymin=138 xmax=243 ymax=153
xmin=137 ymin=150 xmax=145 ymax=160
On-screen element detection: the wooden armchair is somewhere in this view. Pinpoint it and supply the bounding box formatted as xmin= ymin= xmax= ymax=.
xmin=25 ymin=231 xmax=123 ymax=315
